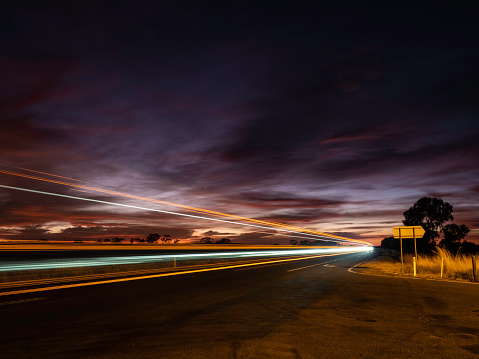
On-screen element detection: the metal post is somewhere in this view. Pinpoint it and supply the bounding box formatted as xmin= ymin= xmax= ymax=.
xmin=441 ymin=256 xmax=444 ymax=278
xmin=413 ymin=227 xmax=418 ymax=269
xmin=399 ymin=228 xmax=404 ymax=275
xmin=413 ymin=257 xmax=416 ymax=277
xmin=473 ymin=256 xmax=477 ymax=282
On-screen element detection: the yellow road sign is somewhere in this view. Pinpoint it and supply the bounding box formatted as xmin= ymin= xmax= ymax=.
xmin=393 ymin=226 xmax=425 ymax=239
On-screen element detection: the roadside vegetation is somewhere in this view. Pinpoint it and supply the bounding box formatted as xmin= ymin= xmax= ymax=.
xmin=372 ymin=196 xmax=478 ymax=282
xmin=367 ymin=247 xmax=478 ymax=282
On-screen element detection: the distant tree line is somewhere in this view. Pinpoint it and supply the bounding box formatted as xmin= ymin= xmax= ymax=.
xmin=381 ymin=197 xmax=477 ymax=254
xmin=97 ymin=234 xmax=180 ymax=244
xmin=199 ymin=237 xmax=232 ymax=244
xmin=96 ymin=234 xmax=235 ymax=244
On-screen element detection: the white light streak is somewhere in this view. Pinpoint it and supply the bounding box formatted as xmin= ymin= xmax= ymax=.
xmin=0 ymin=247 xmax=373 ymax=272
xmin=0 ymin=185 xmax=371 ymax=246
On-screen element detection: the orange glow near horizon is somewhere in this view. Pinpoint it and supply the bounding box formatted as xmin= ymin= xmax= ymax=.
xmin=0 ymin=168 xmax=372 ymax=246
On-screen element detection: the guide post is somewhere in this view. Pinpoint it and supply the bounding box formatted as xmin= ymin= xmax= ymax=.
xmin=393 ymin=226 xmax=425 ymax=276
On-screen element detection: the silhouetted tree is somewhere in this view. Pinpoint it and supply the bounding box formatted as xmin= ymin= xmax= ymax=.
xmin=112 ymin=237 xmax=124 ymax=243
xmin=146 ymin=233 xmax=160 ymax=243
xmin=289 ymin=239 xmax=298 ymax=245
xmin=440 ymin=224 xmax=470 ymax=254
xmin=216 ymin=238 xmax=231 ymax=244
xmin=103 ymin=238 xmax=111 ymax=242
xmin=173 ymin=239 xmax=180 ymax=244
xmin=403 ymin=197 xmax=454 ymax=251
xmin=299 ymin=240 xmax=311 ymax=245
xmin=458 ymin=240 xmax=479 ymax=255
xmin=380 ymin=237 xmax=398 ymax=249
xmin=381 ymin=197 xmax=473 ymax=253
xmin=200 ymin=237 xmax=214 ymax=244
xmin=162 ymin=234 xmax=172 ymax=243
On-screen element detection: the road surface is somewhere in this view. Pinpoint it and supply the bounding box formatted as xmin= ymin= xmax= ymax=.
xmin=1 ymin=251 xmax=478 ymax=358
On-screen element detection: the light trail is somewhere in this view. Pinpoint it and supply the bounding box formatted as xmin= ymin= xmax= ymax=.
xmin=15 ymin=167 xmax=88 ymax=183
xmin=0 ymin=185 xmax=365 ymax=245
xmin=0 ymin=250 xmax=370 ymax=297
xmin=0 ymin=246 xmax=372 ymax=272
xmin=0 ymin=169 xmax=345 ymax=240
xmin=0 ymin=168 xmax=372 ymax=246
xmin=0 ymin=253 xmax=346 ymax=289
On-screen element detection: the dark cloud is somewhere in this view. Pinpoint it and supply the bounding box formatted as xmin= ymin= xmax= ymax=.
xmin=226 ymin=192 xmax=345 ymax=210
xmin=202 ymin=231 xmax=234 ymax=237
xmin=16 ymin=224 xmax=50 ymax=235
xmin=259 ymin=210 xmax=341 ymax=224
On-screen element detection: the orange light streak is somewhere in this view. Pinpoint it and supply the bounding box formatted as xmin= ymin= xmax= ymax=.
xmin=0 ymin=169 xmax=372 ymax=245
xmin=16 ymin=167 xmax=88 ymax=183
xmin=0 ymin=252 xmax=362 ymax=296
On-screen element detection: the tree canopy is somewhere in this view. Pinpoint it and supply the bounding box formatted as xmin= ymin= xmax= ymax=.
xmin=403 ymin=197 xmax=453 ymax=247
xmin=382 ymin=196 xmax=473 ymax=253
xmin=440 ymin=223 xmax=470 ymax=252
xmin=146 ymin=233 xmax=160 ymax=243
xmin=200 ymin=237 xmax=214 ymax=244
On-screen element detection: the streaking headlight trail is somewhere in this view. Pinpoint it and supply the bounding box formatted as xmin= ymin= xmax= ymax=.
xmin=0 ymin=247 xmax=373 ymax=272
xmin=0 ymin=168 xmax=372 ymax=246
xmin=0 ymin=185 xmax=368 ymax=245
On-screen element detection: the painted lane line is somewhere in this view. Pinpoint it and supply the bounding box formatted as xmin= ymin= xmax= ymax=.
xmin=287 ymin=263 xmax=326 ymax=272
xmin=0 ymin=256 xmax=324 ymax=289
xmin=233 ymin=262 xmax=294 ymax=271
xmin=287 ymin=251 xmax=365 ymax=272
xmin=287 ymin=258 xmax=337 ymax=272
xmin=236 ymin=252 xmax=349 ymax=271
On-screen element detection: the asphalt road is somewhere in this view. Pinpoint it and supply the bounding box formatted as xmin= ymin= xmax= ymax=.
xmin=1 ymin=251 xmax=478 ymax=358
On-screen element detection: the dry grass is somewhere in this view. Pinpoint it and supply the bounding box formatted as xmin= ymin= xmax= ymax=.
xmin=366 ymin=247 xmax=478 ymax=282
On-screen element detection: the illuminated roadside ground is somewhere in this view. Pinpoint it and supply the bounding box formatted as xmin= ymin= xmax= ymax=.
xmin=0 ymin=246 xmax=372 ymax=272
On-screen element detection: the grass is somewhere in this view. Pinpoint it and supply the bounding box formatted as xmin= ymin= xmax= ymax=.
xmin=366 ymin=247 xmax=478 ymax=282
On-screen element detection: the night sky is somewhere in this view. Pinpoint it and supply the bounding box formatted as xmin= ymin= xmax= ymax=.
xmin=1 ymin=2 xmax=478 ymax=245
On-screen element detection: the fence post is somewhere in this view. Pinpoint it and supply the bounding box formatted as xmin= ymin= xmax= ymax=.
xmin=473 ymin=256 xmax=477 ymax=282
xmin=441 ymin=256 xmax=444 ymax=279
xmin=413 ymin=257 xmax=416 ymax=277
xmin=399 ymin=229 xmax=404 ymax=275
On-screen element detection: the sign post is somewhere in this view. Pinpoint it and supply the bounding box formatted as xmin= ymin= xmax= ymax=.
xmin=399 ymin=227 xmax=404 ymax=275
xmin=413 ymin=226 xmax=418 ymax=263
xmin=393 ymin=226 xmax=425 ymax=276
